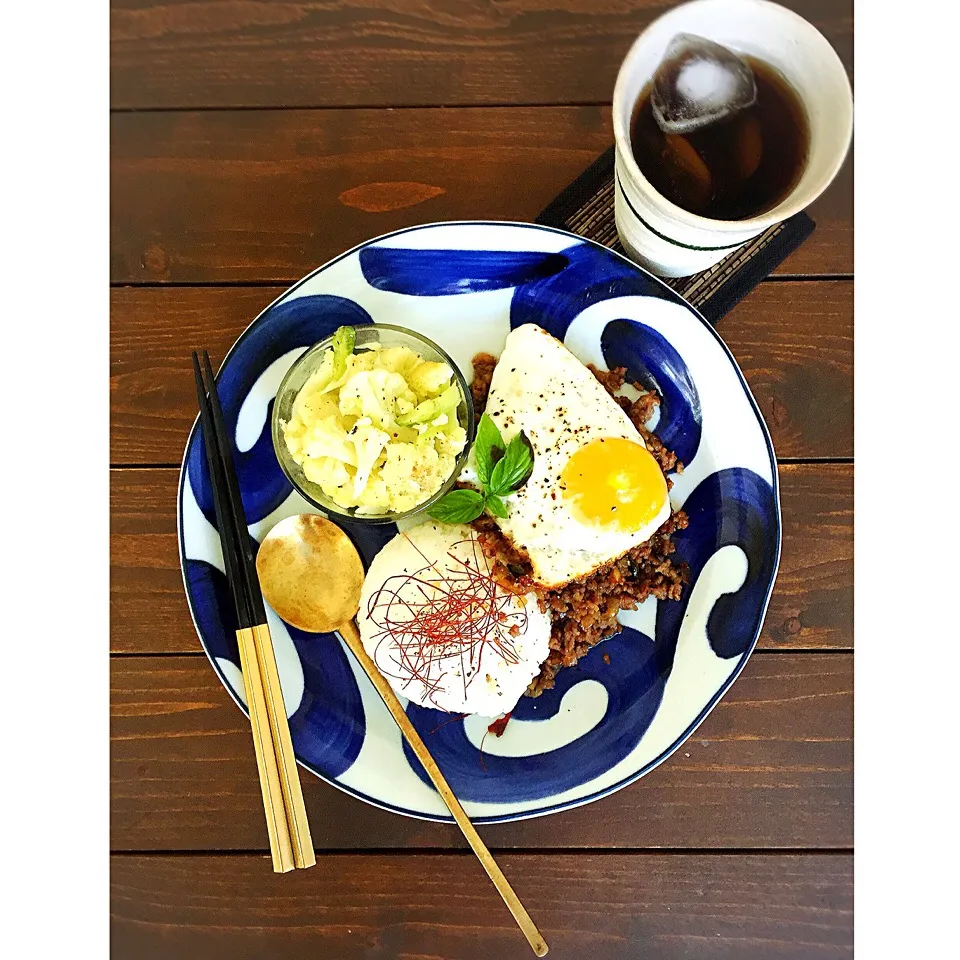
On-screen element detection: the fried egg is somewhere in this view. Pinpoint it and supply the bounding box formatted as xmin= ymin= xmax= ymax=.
xmin=357 ymin=521 xmax=551 ymax=717
xmin=480 ymin=324 xmax=671 ymax=588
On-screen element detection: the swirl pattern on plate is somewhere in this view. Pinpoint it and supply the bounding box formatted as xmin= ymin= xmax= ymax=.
xmin=178 ymin=222 xmax=780 ymax=823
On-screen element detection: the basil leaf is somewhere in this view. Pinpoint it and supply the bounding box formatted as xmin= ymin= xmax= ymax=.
xmin=473 ymin=413 xmax=504 ymax=489
xmin=488 ymin=431 xmax=534 ymax=496
xmin=484 ymin=493 xmax=508 ymax=519
xmin=427 ymin=488 xmax=485 ymax=524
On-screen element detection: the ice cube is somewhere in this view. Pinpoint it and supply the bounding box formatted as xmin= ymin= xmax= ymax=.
xmin=651 ymin=33 xmax=757 ymax=135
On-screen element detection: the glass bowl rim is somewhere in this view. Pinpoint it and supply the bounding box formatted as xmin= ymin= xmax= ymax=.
xmin=271 ymin=322 xmax=477 ymax=526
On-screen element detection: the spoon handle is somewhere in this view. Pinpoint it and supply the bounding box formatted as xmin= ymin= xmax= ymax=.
xmin=338 ymin=619 xmax=549 ymax=958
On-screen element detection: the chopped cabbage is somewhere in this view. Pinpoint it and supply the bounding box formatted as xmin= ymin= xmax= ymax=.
xmin=395 ymin=385 xmax=460 ymax=426
xmin=281 ymin=332 xmax=467 ymax=513
xmin=330 ymin=325 xmax=356 ymax=381
xmin=291 ymin=374 xmax=339 ymax=427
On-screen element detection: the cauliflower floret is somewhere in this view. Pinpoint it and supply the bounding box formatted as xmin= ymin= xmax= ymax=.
xmin=281 ymin=417 xmax=305 ymax=443
xmin=377 ymin=442 xmax=455 ymax=509
xmin=376 ymin=345 xmax=422 ymax=377
xmin=408 ymin=360 xmax=454 ymax=397
xmin=347 ymin=349 xmax=379 ymax=374
xmin=414 ymin=409 xmax=466 ymax=456
xmin=380 ymin=444 xmax=422 ymax=500
xmin=291 ymin=379 xmax=340 ymax=427
xmin=298 ymin=415 xmax=357 ymax=465
xmin=394 ymin=395 xmax=417 ymax=422
xmin=354 ymin=475 xmax=393 ymax=514
xmin=410 ymin=443 xmax=441 ymax=485
xmin=302 ymin=456 xmax=354 ymax=499
xmin=433 ymin=451 xmax=457 ymax=489
xmin=431 ymin=423 xmax=467 ymax=459
xmin=349 ymin=419 xmax=390 ymax=498
xmin=443 ymin=426 xmax=467 ymax=455
xmin=338 ymin=369 xmax=416 ymax=430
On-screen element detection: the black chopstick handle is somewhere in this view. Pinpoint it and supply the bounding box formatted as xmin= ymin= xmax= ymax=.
xmin=200 ymin=352 xmax=267 ymax=626
xmin=193 ymin=352 xmax=254 ymax=629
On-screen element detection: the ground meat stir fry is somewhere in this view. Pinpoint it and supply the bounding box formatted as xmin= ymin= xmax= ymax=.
xmin=470 ymin=352 xmax=497 ymax=418
xmin=469 ymin=359 xmax=689 ymax=697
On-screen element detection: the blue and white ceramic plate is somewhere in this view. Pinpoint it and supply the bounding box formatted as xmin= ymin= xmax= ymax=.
xmin=179 ymin=221 xmax=781 ymax=823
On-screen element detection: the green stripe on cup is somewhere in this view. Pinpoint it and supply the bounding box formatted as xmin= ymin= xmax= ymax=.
xmin=614 ymin=172 xmax=748 ymax=253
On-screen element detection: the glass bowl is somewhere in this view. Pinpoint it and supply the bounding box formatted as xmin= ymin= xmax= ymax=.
xmin=271 ymin=323 xmax=476 ymax=526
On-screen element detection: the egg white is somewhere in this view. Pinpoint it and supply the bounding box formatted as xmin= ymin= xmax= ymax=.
xmin=357 ymin=521 xmax=552 ymax=717
xmin=480 ymin=324 xmax=672 ymax=588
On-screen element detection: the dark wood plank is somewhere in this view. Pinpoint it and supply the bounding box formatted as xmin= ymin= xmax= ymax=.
xmin=768 ymin=463 xmax=852 ymax=649
xmin=109 ymin=281 xmax=852 ymax=465
xmin=112 ymin=468 xmax=186 ymax=654
xmin=721 ymin=282 xmax=853 ymax=458
xmin=110 ymin=107 xmax=852 ymax=283
xmin=111 ymin=851 xmax=853 ymax=958
xmin=110 ymin=0 xmax=853 ymax=110
xmin=111 ymin=462 xmax=852 ymax=656
xmin=111 ymin=653 xmax=852 ymax=851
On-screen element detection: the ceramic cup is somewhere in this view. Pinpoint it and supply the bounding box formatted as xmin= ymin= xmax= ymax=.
xmin=612 ymin=0 xmax=852 ymax=277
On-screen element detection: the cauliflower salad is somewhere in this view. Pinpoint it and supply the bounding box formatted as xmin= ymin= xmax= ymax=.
xmin=281 ymin=327 xmax=468 ymax=514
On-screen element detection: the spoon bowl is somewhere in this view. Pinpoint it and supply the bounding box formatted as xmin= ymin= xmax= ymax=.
xmin=255 ymin=514 xmax=365 ymax=633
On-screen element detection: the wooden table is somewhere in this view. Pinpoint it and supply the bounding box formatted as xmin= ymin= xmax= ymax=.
xmin=110 ymin=2 xmax=853 ymax=956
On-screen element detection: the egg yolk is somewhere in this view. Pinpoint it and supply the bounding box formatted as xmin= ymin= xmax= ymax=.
xmin=560 ymin=437 xmax=668 ymax=532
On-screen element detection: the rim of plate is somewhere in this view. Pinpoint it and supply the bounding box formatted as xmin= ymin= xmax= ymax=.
xmin=177 ymin=219 xmax=782 ymax=825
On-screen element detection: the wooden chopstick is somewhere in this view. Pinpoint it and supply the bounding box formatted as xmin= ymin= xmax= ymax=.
xmin=251 ymin=622 xmax=315 ymax=869
xmin=192 ymin=352 xmax=315 ymax=873
xmin=338 ymin=618 xmax=549 ymax=957
xmin=234 ymin=626 xmax=296 ymax=873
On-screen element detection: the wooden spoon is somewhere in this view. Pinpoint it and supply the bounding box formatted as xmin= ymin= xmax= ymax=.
xmin=256 ymin=514 xmax=549 ymax=958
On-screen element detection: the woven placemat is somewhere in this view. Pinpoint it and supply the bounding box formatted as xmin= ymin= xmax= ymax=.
xmin=537 ymin=146 xmax=815 ymax=325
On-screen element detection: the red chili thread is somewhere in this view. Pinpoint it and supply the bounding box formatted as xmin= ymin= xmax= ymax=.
xmin=366 ymin=536 xmax=528 ymax=710
xmin=428 ymin=712 xmax=469 ymax=735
